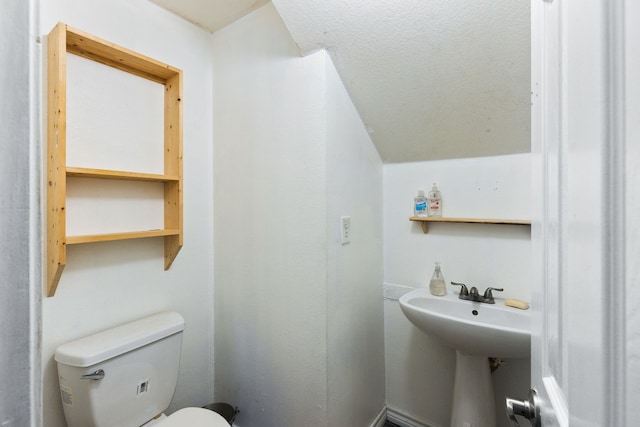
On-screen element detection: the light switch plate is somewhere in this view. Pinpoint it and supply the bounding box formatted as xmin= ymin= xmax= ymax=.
xmin=340 ymin=216 xmax=351 ymax=244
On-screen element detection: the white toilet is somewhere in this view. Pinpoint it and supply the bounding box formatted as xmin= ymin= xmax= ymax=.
xmin=55 ymin=312 xmax=230 ymax=427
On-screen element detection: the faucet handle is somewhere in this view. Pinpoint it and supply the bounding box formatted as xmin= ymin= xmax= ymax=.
xmin=482 ymin=287 xmax=504 ymax=304
xmin=451 ymin=282 xmax=469 ymax=298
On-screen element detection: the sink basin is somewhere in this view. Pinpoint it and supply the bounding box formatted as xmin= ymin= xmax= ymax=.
xmin=399 ymin=288 xmax=531 ymax=426
xmin=399 ymin=288 xmax=530 ymax=358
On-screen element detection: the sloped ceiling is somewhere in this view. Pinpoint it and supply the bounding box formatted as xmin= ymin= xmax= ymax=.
xmin=149 ymin=0 xmax=530 ymax=163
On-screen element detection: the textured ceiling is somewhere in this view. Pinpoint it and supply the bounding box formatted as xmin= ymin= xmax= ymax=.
xmin=149 ymin=0 xmax=530 ymax=163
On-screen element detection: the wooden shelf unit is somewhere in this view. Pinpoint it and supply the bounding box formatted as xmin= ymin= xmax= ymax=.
xmin=409 ymin=216 xmax=531 ymax=234
xmin=47 ymin=23 xmax=183 ymax=297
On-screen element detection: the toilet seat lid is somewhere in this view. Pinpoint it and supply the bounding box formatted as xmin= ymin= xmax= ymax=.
xmin=156 ymin=407 xmax=231 ymax=427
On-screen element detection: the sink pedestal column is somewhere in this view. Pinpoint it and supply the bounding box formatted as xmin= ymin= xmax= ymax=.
xmin=450 ymin=351 xmax=496 ymax=427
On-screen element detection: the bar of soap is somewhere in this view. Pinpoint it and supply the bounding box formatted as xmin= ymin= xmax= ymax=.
xmin=505 ymin=299 xmax=530 ymax=310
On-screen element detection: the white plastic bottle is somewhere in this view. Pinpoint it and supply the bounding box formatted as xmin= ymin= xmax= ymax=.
xmin=427 ymin=183 xmax=442 ymax=217
xmin=429 ymin=262 xmax=447 ymax=296
xmin=414 ymin=189 xmax=427 ymax=217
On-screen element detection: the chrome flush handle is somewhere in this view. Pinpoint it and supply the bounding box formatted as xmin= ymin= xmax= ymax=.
xmin=81 ymin=369 xmax=105 ymax=380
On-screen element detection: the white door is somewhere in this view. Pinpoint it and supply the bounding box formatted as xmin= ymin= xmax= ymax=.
xmin=510 ymin=0 xmax=640 ymax=426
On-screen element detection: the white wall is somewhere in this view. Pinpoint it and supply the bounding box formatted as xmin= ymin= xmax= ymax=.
xmin=40 ymin=1 xmax=214 ymax=426
xmin=212 ymin=4 xmax=384 ymax=426
xmin=384 ymin=154 xmax=531 ymax=427
xmin=0 ymin=0 xmax=39 ymax=425
xmin=325 ymin=58 xmax=385 ymax=426
xmin=626 ymin=1 xmax=640 ymax=420
xmin=212 ymin=5 xmax=328 ymax=426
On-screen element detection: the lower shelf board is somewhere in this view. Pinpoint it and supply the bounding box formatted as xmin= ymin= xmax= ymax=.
xmin=66 ymin=167 xmax=180 ymax=182
xmin=66 ymin=229 xmax=181 ymax=244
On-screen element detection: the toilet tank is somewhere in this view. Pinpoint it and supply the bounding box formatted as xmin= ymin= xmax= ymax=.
xmin=55 ymin=312 xmax=185 ymax=427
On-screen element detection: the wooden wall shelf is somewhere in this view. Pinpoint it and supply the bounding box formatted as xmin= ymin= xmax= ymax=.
xmin=47 ymin=23 xmax=183 ymax=297
xmin=409 ymin=217 xmax=531 ymax=234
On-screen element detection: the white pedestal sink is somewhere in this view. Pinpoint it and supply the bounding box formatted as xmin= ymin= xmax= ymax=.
xmin=399 ymin=289 xmax=531 ymax=427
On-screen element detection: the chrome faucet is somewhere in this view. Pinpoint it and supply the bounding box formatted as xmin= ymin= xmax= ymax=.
xmin=451 ymin=282 xmax=469 ymax=297
xmin=481 ymin=287 xmax=504 ymax=304
xmin=451 ymin=282 xmax=503 ymax=304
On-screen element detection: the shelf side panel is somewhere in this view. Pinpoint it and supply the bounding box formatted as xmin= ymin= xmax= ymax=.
xmin=164 ymin=235 xmax=182 ymax=270
xmin=47 ymin=22 xmax=68 ymax=296
xmin=164 ymin=72 xmax=183 ymax=268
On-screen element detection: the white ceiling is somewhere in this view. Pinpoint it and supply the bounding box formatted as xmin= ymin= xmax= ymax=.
xmin=148 ymin=0 xmax=269 ymax=33
xmin=149 ymin=0 xmax=530 ymax=163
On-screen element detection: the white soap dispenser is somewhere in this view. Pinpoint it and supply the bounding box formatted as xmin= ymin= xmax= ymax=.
xmin=414 ymin=189 xmax=427 ymax=217
xmin=427 ymin=183 xmax=442 ymax=217
xmin=429 ymin=262 xmax=447 ymax=296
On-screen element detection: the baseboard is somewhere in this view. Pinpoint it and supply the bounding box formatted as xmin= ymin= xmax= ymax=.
xmin=233 ymin=405 xmax=436 ymax=427
xmin=369 ymin=406 xmax=387 ymax=427
xmin=386 ymin=406 xmax=436 ymax=427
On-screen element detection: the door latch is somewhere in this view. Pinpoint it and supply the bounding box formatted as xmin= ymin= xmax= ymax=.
xmin=505 ymin=389 xmax=540 ymax=427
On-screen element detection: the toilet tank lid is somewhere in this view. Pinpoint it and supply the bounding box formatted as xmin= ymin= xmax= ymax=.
xmin=55 ymin=312 xmax=185 ymax=367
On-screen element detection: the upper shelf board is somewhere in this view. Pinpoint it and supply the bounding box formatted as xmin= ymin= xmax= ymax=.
xmin=65 ymin=25 xmax=180 ymax=84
